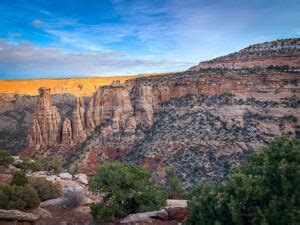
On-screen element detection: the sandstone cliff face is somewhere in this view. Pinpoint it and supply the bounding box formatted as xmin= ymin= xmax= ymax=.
xmin=27 ymin=88 xmax=61 ymax=151
xmin=62 ymin=118 xmax=73 ymax=146
xmin=0 ymin=93 xmax=75 ymax=153
xmin=134 ymin=85 xmax=154 ymax=129
xmin=19 ymin=38 xmax=300 ymax=186
xmin=85 ymin=81 xmax=136 ymax=132
xmin=189 ymin=38 xmax=300 ymax=70
xmin=72 ymin=97 xmax=87 ymax=144
xmin=25 ymin=90 xmax=89 ymax=155
xmin=68 ymin=69 xmax=299 ymax=176
xmin=66 ymin=81 xmax=139 ymax=173
xmin=24 ymin=81 xmax=140 ymax=159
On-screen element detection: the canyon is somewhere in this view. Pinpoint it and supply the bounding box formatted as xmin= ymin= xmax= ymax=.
xmin=0 ymin=38 xmax=299 ymax=187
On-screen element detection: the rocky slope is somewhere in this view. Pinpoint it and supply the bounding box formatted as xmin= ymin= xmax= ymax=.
xmin=189 ymin=38 xmax=300 ymax=70
xmin=124 ymin=93 xmax=298 ymax=187
xmin=1 ymin=38 xmax=299 ymax=187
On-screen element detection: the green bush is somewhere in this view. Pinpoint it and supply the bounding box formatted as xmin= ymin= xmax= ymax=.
xmin=89 ymin=162 xmax=167 ymax=221
xmin=15 ymin=157 xmax=41 ymax=172
xmin=11 ymin=171 xmax=28 ymax=186
xmin=38 ymin=156 xmax=62 ymax=173
xmin=185 ymin=136 xmax=300 ymax=225
xmin=165 ymin=166 xmax=185 ymax=199
xmin=0 ymin=149 xmax=13 ymax=167
xmin=0 ymin=184 xmax=40 ymax=210
xmin=29 ymin=177 xmax=62 ymax=201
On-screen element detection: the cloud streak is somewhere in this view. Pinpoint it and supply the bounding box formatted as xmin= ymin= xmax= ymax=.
xmin=0 ymin=41 xmax=193 ymax=78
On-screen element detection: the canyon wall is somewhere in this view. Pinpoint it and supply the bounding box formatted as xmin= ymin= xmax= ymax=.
xmin=18 ymin=38 xmax=300 ymax=186
xmin=22 ymin=71 xmax=299 ymax=180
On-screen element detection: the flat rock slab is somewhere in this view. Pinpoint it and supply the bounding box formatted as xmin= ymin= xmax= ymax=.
xmin=0 ymin=209 xmax=39 ymax=221
xmin=166 ymin=199 xmax=187 ymax=208
xmin=40 ymin=198 xmax=62 ymax=207
xmin=120 ymin=209 xmax=168 ymax=223
xmin=59 ymin=172 xmax=73 ymax=180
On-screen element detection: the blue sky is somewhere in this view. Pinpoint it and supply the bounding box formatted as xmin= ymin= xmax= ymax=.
xmin=0 ymin=0 xmax=299 ymax=79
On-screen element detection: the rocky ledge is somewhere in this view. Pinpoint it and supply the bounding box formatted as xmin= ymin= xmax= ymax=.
xmin=189 ymin=38 xmax=300 ymax=70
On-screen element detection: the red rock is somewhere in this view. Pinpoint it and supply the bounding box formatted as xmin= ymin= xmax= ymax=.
xmin=166 ymin=207 xmax=188 ymax=221
xmin=85 ymin=81 xmax=136 ymax=132
xmin=72 ymin=97 xmax=87 ymax=144
xmin=62 ymin=118 xmax=73 ymax=145
xmin=26 ymin=88 xmax=61 ymax=152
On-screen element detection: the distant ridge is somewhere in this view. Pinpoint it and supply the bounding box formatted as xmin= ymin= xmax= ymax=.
xmin=189 ymin=38 xmax=300 ymax=71
xmin=0 ymin=73 xmax=162 ymax=96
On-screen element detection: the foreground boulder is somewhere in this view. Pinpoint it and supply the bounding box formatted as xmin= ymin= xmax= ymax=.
xmin=40 ymin=198 xmax=62 ymax=207
xmin=58 ymin=172 xmax=73 ymax=180
xmin=120 ymin=199 xmax=188 ymax=224
xmin=74 ymin=173 xmax=88 ymax=185
xmin=166 ymin=199 xmax=188 ymax=221
xmin=0 ymin=209 xmax=39 ymax=222
xmin=120 ymin=209 xmax=168 ymax=223
xmin=31 ymin=207 xmax=52 ymax=219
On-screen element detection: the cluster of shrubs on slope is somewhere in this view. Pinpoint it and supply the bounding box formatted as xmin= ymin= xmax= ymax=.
xmin=0 ymin=151 xmax=62 ymax=210
xmin=87 ymin=136 xmax=298 ymax=224
xmin=14 ymin=156 xmax=62 ymax=173
xmin=0 ymin=151 xmax=62 ymax=174
xmin=88 ymin=162 xmax=186 ymax=222
xmin=0 ymin=135 xmax=298 ymax=225
xmin=89 ymin=162 xmax=168 ymax=221
xmin=185 ymin=136 xmax=299 ymax=225
xmin=0 ymin=171 xmax=62 ymax=210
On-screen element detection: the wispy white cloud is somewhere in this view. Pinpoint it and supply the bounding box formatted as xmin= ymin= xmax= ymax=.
xmin=0 ymin=41 xmax=193 ymax=78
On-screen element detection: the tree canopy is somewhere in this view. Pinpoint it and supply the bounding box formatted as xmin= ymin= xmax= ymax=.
xmin=0 ymin=149 xmax=13 ymax=167
xmin=89 ymin=162 xmax=167 ymax=221
xmin=185 ymin=136 xmax=300 ymax=225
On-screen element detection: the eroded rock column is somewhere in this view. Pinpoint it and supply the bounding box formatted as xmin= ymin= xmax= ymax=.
xmin=27 ymin=88 xmax=61 ymax=150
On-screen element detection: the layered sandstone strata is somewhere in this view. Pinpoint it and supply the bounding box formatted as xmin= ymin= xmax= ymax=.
xmin=69 ymin=69 xmax=299 ymax=174
xmin=21 ymin=38 xmax=300 ymax=184
xmin=85 ymin=80 xmax=136 ymax=132
xmin=26 ymin=90 xmax=88 ymax=153
xmin=72 ymin=97 xmax=87 ymax=144
xmin=134 ymin=85 xmax=154 ymax=128
xmin=27 ymin=88 xmax=61 ymax=150
xmin=62 ymin=118 xmax=73 ymax=146
xmin=25 ymin=81 xmax=141 ymax=156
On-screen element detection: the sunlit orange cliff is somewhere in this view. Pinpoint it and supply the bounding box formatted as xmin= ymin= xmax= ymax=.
xmin=0 ymin=74 xmax=161 ymax=96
